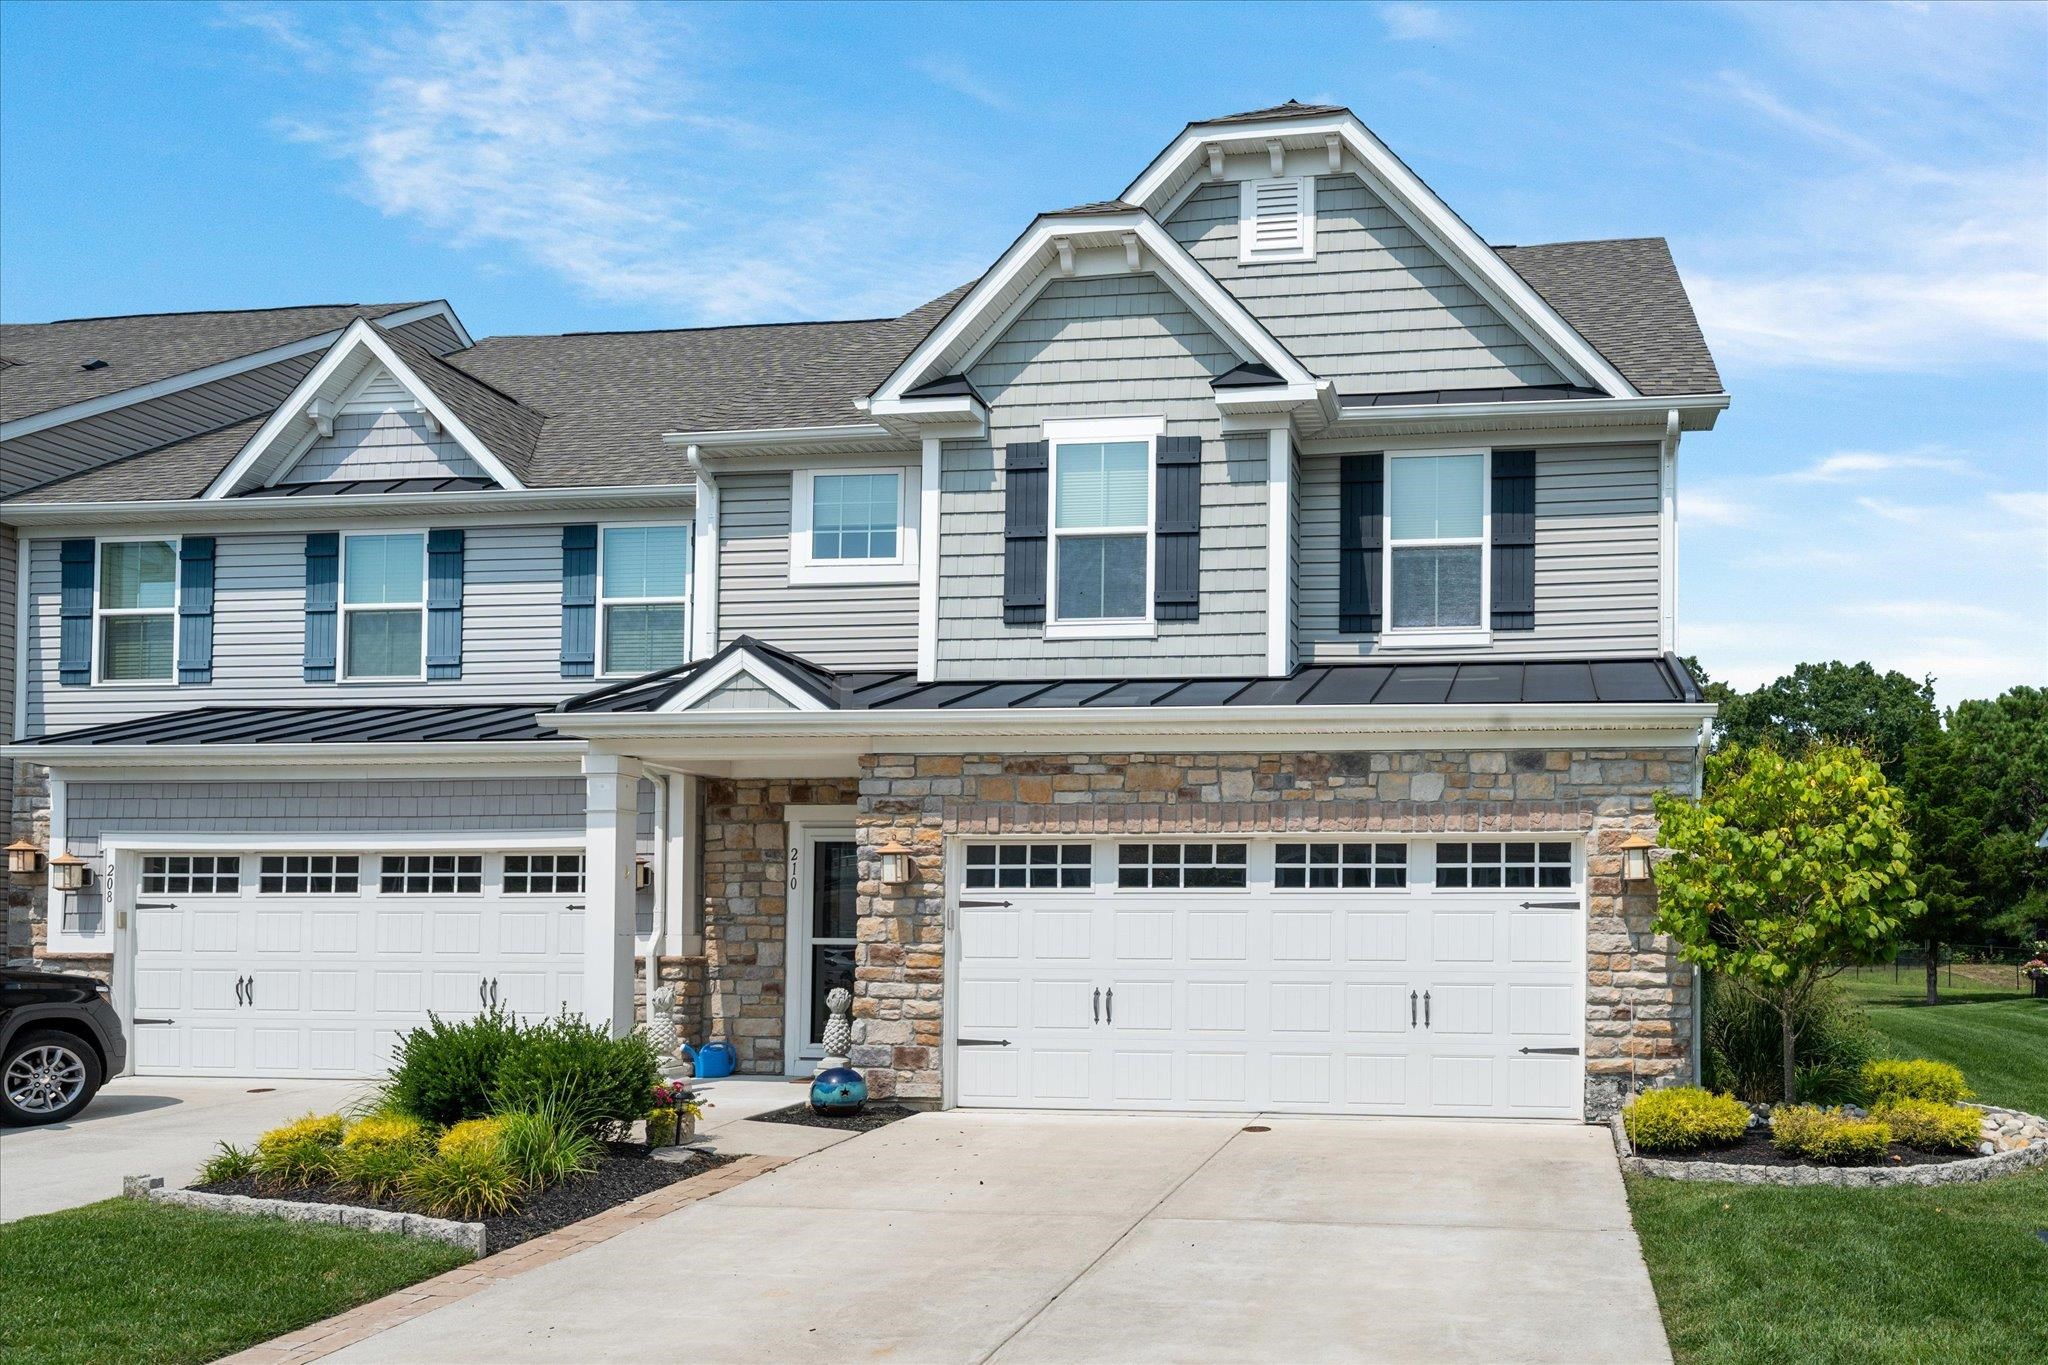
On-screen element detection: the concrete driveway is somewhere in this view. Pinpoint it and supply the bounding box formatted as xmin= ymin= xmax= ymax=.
xmin=332 ymin=1111 xmax=1669 ymax=1364
xmin=0 ymin=1075 xmax=367 ymax=1222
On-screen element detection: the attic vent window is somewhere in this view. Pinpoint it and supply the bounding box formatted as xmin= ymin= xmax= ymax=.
xmin=1238 ymin=175 xmax=1315 ymax=264
xmin=80 ymin=358 xmax=109 ymax=371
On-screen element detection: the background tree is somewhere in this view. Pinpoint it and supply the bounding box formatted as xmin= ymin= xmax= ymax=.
xmin=1712 ymin=660 xmax=1937 ymax=779
xmin=1652 ymin=743 xmax=1920 ymax=1101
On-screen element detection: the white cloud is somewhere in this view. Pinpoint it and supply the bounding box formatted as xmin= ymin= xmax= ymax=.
xmin=1679 ymin=487 xmax=1756 ymax=527
xmin=1781 ymin=449 xmax=1967 ymax=483
xmin=1376 ymin=3 xmax=1461 ymax=42
xmin=1689 ymin=264 xmax=2048 ymax=371
xmin=913 ymin=55 xmax=1011 ymax=110
xmin=1991 ymin=490 xmax=2048 ymax=521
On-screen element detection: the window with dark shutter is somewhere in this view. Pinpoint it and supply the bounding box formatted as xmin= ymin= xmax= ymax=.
xmin=1338 ymin=453 xmax=1383 ymax=633
xmin=302 ymin=532 xmax=339 ymax=682
xmin=1002 ymin=441 xmax=1049 ymax=625
xmin=426 ymin=528 xmax=464 ymax=679
xmin=560 ymin=524 xmax=597 ymax=677
xmin=1491 ymin=450 xmax=1536 ymax=632
xmin=177 ymin=537 xmax=215 ymax=685
xmin=1154 ymin=435 xmax=1202 ymax=621
xmin=58 ymin=539 xmax=94 ymax=686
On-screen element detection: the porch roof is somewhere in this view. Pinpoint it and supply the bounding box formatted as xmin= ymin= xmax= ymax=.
xmin=14 ymin=701 xmax=564 ymax=747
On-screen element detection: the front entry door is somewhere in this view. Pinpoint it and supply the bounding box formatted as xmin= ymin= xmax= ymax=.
xmin=790 ymin=832 xmax=857 ymax=1066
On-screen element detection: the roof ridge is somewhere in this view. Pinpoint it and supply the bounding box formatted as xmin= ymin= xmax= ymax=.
xmin=1496 ymin=236 xmax=1670 ymax=251
xmin=15 ymin=301 xmax=429 ymax=328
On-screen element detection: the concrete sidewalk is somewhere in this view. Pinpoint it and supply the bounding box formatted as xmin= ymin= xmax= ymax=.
xmin=328 ymin=1110 xmax=1670 ymax=1364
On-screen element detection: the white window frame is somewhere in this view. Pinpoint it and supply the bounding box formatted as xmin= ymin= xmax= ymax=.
xmin=1238 ymin=175 xmax=1317 ymax=265
xmin=339 ymin=529 xmax=428 ymax=682
xmin=502 ymin=851 xmax=586 ymax=896
xmin=257 ymin=853 xmax=363 ymax=896
xmin=1382 ymin=447 xmax=1491 ymax=649
xmin=1045 ymin=415 xmax=1162 ymax=640
xmin=92 ymin=535 xmax=181 ymax=686
xmin=598 ymin=521 xmax=693 ymax=678
xmin=140 ymin=853 xmax=241 ymax=896
xmin=789 ymin=465 xmax=920 ymax=586
xmin=962 ymin=842 xmax=1094 ymax=892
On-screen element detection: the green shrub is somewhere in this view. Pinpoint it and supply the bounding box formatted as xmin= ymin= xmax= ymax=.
xmin=499 ymin=1103 xmax=602 ymax=1190
xmin=1770 ymin=1105 xmax=1893 ymax=1164
xmin=1862 ymin=1058 xmax=1972 ymax=1107
xmin=1703 ymin=975 xmax=1875 ymax=1104
xmin=402 ymin=1148 xmax=523 ymax=1219
xmin=198 ymin=1141 xmax=257 ymax=1184
xmin=1872 ymin=1097 xmax=1981 ymax=1152
xmin=437 ymin=1116 xmax=507 ymax=1159
xmin=1622 ymin=1086 xmax=1752 ymax=1152
xmin=386 ymin=1008 xmax=523 ymax=1126
xmin=492 ymin=1013 xmax=659 ymax=1136
xmin=334 ymin=1140 xmax=424 ymax=1201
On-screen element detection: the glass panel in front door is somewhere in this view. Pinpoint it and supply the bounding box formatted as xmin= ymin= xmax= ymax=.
xmin=809 ymin=839 xmax=858 ymax=1047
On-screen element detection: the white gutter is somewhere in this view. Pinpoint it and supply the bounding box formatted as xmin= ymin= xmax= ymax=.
xmin=1330 ymin=393 xmax=1729 ymax=431
xmin=0 ymin=740 xmax=587 ymax=769
xmin=685 ymin=445 xmax=721 ymax=658
xmin=2 ymin=483 xmax=696 ymax=528
xmin=661 ymin=423 xmax=896 ymax=450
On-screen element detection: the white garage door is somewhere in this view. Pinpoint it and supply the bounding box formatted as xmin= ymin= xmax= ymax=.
xmin=953 ymin=838 xmax=1585 ymax=1118
xmin=127 ymin=848 xmax=586 ymax=1078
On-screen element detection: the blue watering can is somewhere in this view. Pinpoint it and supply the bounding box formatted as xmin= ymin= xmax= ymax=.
xmin=693 ymin=1040 xmax=738 ymax=1079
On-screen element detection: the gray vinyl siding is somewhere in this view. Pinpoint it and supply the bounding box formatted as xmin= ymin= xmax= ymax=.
xmin=288 ymin=409 xmax=486 ymax=483
xmin=0 ymin=316 xmax=462 ymax=496
xmin=689 ymin=676 xmax=792 ymax=710
xmin=716 ymin=470 xmax=919 ymax=669
xmin=1296 ymin=443 xmax=1662 ymax=659
xmin=20 ymin=520 xmax=678 ymax=735
xmin=936 ymin=272 xmax=1267 ymax=679
xmin=1 ymin=523 xmax=15 ymax=924
xmin=1166 ymin=175 xmax=1564 ymax=395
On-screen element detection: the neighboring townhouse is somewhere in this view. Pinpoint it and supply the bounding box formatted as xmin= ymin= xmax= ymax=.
xmin=1 ymin=102 xmax=1724 ymax=1121
xmin=0 ymin=300 xmax=472 ymax=964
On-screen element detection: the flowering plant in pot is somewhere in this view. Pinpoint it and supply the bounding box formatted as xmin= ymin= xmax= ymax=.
xmin=645 ymin=1080 xmax=708 ymax=1146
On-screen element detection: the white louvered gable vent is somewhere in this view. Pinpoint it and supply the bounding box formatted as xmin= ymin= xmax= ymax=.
xmin=1238 ymin=175 xmax=1315 ymax=263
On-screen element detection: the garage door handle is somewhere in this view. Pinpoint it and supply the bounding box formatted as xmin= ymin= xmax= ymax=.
xmin=489 ymin=978 xmax=499 ymax=1008
xmin=1410 ymin=990 xmax=1417 ymax=1026
xmin=1518 ymin=1047 xmax=1581 ymax=1056
xmin=246 ymin=976 xmax=255 ymax=1008
xmin=1092 ymin=987 xmax=1100 ymax=1024
xmin=479 ymin=978 xmax=489 ymax=1007
xmin=1423 ymin=990 xmax=1430 ymax=1028
xmin=234 ymin=975 xmax=246 ymax=1006
xmin=1104 ymin=986 xmax=1112 ymax=1024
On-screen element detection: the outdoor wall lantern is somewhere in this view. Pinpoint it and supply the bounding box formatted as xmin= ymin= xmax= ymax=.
xmin=875 ymin=840 xmax=917 ymax=887
xmin=1617 ymin=833 xmax=1655 ymax=885
xmin=4 ymin=839 xmax=44 ymax=876
xmin=48 ymin=850 xmax=93 ymax=892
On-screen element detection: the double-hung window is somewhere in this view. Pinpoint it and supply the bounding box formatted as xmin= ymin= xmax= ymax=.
xmin=1049 ymin=418 xmax=1157 ymax=630
xmin=342 ymin=532 xmax=426 ymax=679
xmin=1386 ymin=450 xmax=1487 ymax=640
xmin=789 ymin=468 xmax=916 ymax=584
xmin=96 ymin=538 xmax=179 ymax=682
xmin=600 ymin=524 xmax=690 ymax=674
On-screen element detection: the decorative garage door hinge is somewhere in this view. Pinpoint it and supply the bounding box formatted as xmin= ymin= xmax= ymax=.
xmin=1517 ymin=1046 xmax=1582 ymax=1055
xmin=955 ymin=1038 xmax=1013 ymax=1048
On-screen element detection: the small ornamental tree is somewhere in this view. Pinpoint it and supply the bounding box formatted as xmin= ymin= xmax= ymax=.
xmin=1651 ymin=743 xmax=1921 ymax=1102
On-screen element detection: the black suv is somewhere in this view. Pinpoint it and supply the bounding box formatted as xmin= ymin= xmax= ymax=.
xmin=1 ymin=967 xmax=125 ymax=1125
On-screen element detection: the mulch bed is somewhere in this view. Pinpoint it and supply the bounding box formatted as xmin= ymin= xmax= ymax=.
xmin=194 ymin=1144 xmax=734 ymax=1253
xmin=1647 ymin=1129 xmax=1975 ymax=1169
xmin=745 ymin=1100 xmax=920 ymax=1133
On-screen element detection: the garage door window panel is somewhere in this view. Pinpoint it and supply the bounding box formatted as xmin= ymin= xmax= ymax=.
xmin=142 ymin=854 xmax=240 ymax=895
xmin=259 ymin=855 xmax=360 ymax=895
xmin=965 ymin=843 xmax=1091 ymax=890
xmin=1117 ymin=843 xmax=1248 ymax=890
xmin=503 ymin=853 xmax=584 ymax=895
xmin=1434 ymin=841 xmax=1572 ymax=889
xmin=380 ymin=854 xmax=482 ymax=895
xmin=1274 ymin=842 xmax=1407 ymax=889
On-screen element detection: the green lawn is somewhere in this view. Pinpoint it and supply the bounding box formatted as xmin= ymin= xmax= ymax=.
xmin=1628 ymin=1169 xmax=2048 ymax=1364
xmin=1834 ymin=969 xmax=2048 ymax=1115
xmin=0 ymin=1198 xmax=471 ymax=1365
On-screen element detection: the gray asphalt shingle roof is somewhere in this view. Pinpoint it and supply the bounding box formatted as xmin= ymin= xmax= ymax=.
xmin=1497 ymin=239 xmax=1723 ymax=397
xmin=0 ymin=302 xmax=432 ymax=424
xmin=373 ymin=322 xmax=543 ymax=484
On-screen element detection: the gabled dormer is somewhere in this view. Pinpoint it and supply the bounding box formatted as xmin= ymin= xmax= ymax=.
xmin=202 ymin=318 xmax=540 ymax=498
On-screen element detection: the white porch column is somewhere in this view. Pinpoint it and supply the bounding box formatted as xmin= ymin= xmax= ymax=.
xmin=582 ymin=750 xmax=643 ymax=1036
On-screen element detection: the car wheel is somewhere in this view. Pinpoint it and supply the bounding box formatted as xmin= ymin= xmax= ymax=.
xmin=1 ymin=1030 xmax=103 ymax=1126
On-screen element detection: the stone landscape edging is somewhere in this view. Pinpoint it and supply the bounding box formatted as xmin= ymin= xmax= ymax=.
xmin=1608 ymin=1111 xmax=2048 ymax=1188
xmin=122 ymin=1175 xmax=487 ymax=1255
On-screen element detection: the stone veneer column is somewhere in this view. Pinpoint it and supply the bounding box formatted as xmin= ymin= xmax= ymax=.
xmin=849 ymin=747 xmax=1699 ymax=1118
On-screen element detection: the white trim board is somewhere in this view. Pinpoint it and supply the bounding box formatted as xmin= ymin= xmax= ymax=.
xmin=657 ymin=646 xmax=831 ymax=714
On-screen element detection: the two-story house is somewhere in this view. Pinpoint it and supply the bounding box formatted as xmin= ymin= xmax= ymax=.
xmin=1 ymin=102 xmax=1723 ymax=1122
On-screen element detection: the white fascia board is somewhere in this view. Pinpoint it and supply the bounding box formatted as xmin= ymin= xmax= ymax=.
xmin=1 ymin=484 xmax=695 ymax=530
xmin=864 ymin=396 xmax=988 ymax=440
xmin=200 ymin=320 xmax=526 ymax=498
xmin=0 ymin=301 xmax=467 ymax=443
xmin=656 ymin=647 xmax=832 ymax=713
xmin=100 ymin=829 xmax=579 ymax=853
xmin=1125 ymin=114 xmax=1639 ymax=399
xmin=660 ymin=422 xmax=898 ymax=451
xmin=1 ymin=741 xmax=587 ymax=772
xmin=872 ymin=215 xmax=1314 ymax=404
xmin=1315 ymin=393 xmax=1728 ymax=444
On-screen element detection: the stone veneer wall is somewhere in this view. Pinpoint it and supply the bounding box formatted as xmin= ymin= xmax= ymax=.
xmin=699 ymin=777 xmax=861 ymax=1074
xmin=6 ymin=761 xmax=50 ymax=967
xmin=850 ymin=747 xmax=1699 ymax=1117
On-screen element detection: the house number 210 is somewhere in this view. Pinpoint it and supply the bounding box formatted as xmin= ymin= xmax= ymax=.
xmin=788 ymin=847 xmax=800 ymax=892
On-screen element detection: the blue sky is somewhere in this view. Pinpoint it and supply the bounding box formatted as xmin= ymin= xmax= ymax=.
xmin=3 ymin=0 xmax=2043 ymax=704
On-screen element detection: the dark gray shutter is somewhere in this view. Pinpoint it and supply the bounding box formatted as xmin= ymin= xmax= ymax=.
xmin=303 ymin=532 xmax=339 ymax=681
xmin=177 ymin=537 xmax=215 ymax=685
xmin=426 ymin=528 xmax=464 ymax=679
xmin=561 ymin=524 xmax=597 ymax=677
xmin=1002 ymin=442 xmax=1049 ymax=625
xmin=1154 ymin=434 xmax=1202 ymax=621
xmin=1491 ymin=450 xmax=1536 ymax=632
xmin=1338 ymin=454 xmax=1383 ymax=634
xmin=58 ymin=539 xmax=93 ymax=686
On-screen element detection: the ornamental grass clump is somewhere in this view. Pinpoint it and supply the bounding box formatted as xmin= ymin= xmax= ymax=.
xmin=402 ymin=1148 xmax=523 ymax=1219
xmin=1871 ymin=1097 xmax=1981 ymax=1153
xmin=1861 ymin=1058 xmax=1972 ymax=1107
xmin=198 ymin=1141 xmax=257 ymax=1184
xmin=1622 ymin=1086 xmax=1752 ymax=1153
xmin=1770 ymin=1105 xmax=1893 ymax=1164
xmin=334 ymin=1113 xmax=435 ymax=1200
xmin=342 ymin=1114 xmax=430 ymax=1153
xmin=498 ymin=1104 xmax=602 ymax=1191
xmin=253 ymin=1113 xmax=346 ymax=1187
xmin=437 ymin=1116 xmax=508 ymax=1160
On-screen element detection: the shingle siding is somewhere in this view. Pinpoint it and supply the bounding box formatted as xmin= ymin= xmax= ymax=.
xmin=1167 ymin=175 xmax=1565 ymax=394
xmin=1296 ymin=442 xmax=1663 ymax=658
xmin=937 ymin=273 xmax=1268 ymax=679
xmin=287 ymin=409 xmax=486 ymax=483
xmin=717 ymin=470 xmax=920 ymax=669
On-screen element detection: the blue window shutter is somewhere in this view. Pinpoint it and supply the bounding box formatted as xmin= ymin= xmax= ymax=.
xmin=1001 ymin=443 xmax=1049 ymax=625
xmin=561 ymin=524 xmax=597 ymax=677
xmin=303 ymin=532 xmax=339 ymax=682
xmin=1490 ymin=450 xmax=1536 ymax=631
xmin=1338 ymin=454 xmax=1383 ymax=634
xmin=426 ymin=528 xmax=465 ymax=679
xmin=58 ymin=539 xmax=94 ymax=686
xmin=177 ymin=537 xmax=216 ymax=684
xmin=1154 ymin=435 xmax=1202 ymax=622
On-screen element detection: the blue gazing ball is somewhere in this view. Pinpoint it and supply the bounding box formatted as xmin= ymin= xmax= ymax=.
xmin=811 ymin=1067 xmax=868 ymax=1116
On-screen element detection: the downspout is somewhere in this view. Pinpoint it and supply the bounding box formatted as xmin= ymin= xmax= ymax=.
xmin=685 ymin=445 xmax=721 ymax=659
xmin=643 ymin=774 xmax=668 ymax=1032
xmin=1658 ymin=408 xmax=1680 ymax=655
